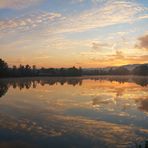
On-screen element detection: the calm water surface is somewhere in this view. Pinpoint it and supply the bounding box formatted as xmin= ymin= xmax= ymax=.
xmin=0 ymin=76 xmax=148 ymax=148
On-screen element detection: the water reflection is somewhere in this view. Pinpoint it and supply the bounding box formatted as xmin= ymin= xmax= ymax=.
xmin=0 ymin=81 xmax=8 ymax=98
xmin=0 ymin=78 xmax=83 ymax=97
xmin=0 ymin=76 xmax=148 ymax=147
xmin=0 ymin=76 xmax=148 ymax=115
xmin=137 ymin=98 xmax=148 ymax=113
xmin=0 ymin=76 xmax=148 ymax=98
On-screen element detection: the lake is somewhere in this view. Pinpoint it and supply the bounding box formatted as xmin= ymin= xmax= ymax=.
xmin=0 ymin=76 xmax=148 ymax=148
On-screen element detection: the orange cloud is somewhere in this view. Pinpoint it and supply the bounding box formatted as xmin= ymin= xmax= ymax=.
xmin=81 ymin=53 xmax=148 ymax=68
xmin=92 ymin=42 xmax=108 ymax=51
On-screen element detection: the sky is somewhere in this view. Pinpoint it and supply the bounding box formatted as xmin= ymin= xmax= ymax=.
xmin=0 ymin=0 xmax=148 ymax=68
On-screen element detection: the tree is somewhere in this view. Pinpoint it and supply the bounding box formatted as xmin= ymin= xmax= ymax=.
xmin=132 ymin=65 xmax=148 ymax=76
xmin=0 ymin=59 xmax=8 ymax=77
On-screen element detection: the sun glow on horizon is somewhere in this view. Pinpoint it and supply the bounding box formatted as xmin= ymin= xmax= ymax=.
xmin=0 ymin=0 xmax=148 ymax=68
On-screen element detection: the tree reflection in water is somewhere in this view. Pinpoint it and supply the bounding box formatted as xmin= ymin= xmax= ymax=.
xmin=0 ymin=76 xmax=148 ymax=98
xmin=0 ymin=81 xmax=8 ymax=98
xmin=0 ymin=76 xmax=147 ymax=147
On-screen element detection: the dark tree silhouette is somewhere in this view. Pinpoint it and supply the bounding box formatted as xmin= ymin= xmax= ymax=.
xmin=132 ymin=65 xmax=148 ymax=75
xmin=0 ymin=58 xmax=147 ymax=77
xmin=0 ymin=59 xmax=8 ymax=77
xmin=0 ymin=81 xmax=8 ymax=98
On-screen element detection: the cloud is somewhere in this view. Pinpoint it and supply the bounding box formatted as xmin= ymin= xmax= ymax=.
xmin=0 ymin=0 xmax=147 ymax=35
xmin=92 ymin=0 xmax=107 ymax=4
xmin=54 ymin=0 xmax=146 ymax=33
xmin=114 ymin=51 xmax=125 ymax=59
xmin=70 ymin=0 xmax=84 ymax=4
xmin=0 ymin=0 xmax=147 ymax=68
xmin=136 ymin=34 xmax=148 ymax=50
xmin=0 ymin=11 xmax=62 ymax=33
xmin=80 ymin=49 xmax=148 ymax=67
xmin=89 ymin=50 xmax=125 ymax=63
xmin=0 ymin=0 xmax=44 ymax=9
xmin=92 ymin=42 xmax=108 ymax=50
xmin=138 ymin=14 xmax=148 ymax=20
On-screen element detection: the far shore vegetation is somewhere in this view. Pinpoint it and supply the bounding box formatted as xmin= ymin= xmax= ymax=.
xmin=0 ymin=58 xmax=148 ymax=78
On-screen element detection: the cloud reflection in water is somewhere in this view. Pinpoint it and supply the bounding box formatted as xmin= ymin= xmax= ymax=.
xmin=0 ymin=76 xmax=148 ymax=147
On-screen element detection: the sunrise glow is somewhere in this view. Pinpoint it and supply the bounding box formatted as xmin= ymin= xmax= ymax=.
xmin=0 ymin=0 xmax=147 ymax=68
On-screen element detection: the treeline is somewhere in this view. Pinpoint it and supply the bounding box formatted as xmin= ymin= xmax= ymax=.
xmin=0 ymin=59 xmax=82 ymax=77
xmin=0 ymin=58 xmax=148 ymax=77
xmin=83 ymin=65 xmax=148 ymax=76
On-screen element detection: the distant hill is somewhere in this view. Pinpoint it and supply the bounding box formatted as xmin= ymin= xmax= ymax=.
xmin=83 ymin=63 xmax=148 ymax=71
xmin=83 ymin=63 xmax=148 ymax=75
xmin=119 ymin=64 xmax=147 ymax=71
